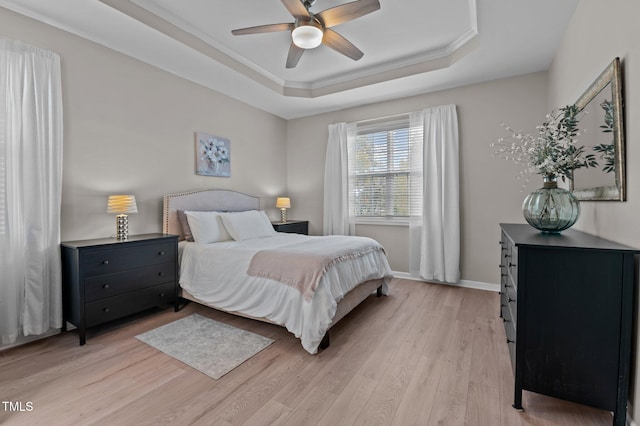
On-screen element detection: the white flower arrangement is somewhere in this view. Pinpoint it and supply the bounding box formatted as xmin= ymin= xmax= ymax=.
xmin=491 ymin=105 xmax=597 ymax=184
xmin=200 ymin=137 xmax=230 ymax=170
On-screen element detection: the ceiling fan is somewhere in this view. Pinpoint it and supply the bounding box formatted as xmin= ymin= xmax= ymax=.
xmin=231 ymin=0 xmax=381 ymax=69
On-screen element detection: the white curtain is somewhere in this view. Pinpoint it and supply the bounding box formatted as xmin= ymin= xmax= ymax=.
xmin=323 ymin=122 xmax=356 ymax=236
xmin=409 ymin=105 xmax=460 ymax=283
xmin=0 ymin=39 xmax=63 ymax=344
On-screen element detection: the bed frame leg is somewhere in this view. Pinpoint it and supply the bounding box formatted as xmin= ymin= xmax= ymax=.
xmin=319 ymin=332 xmax=330 ymax=350
xmin=377 ymin=286 xmax=383 ymax=297
xmin=175 ymin=297 xmax=190 ymax=312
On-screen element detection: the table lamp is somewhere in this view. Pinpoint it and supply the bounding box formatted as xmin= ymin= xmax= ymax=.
xmin=276 ymin=197 xmax=291 ymax=223
xmin=107 ymin=195 xmax=138 ymax=240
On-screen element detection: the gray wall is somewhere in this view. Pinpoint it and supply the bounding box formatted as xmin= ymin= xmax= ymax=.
xmin=546 ymin=0 xmax=640 ymax=419
xmin=286 ymin=73 xmax=548 ymax=282
xmin=0 ymin=7 xmax=288 ymax=242
xmin=0 ymin=5 xmax=549 ymax=285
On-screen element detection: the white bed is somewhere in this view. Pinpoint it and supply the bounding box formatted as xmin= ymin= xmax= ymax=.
xmin=163 ymin=189 xmax=393 ymax=354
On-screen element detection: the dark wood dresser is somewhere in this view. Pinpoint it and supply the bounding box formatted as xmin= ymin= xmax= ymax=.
xmin=499 ymin=223 xmax=637 ymax=426
xmin=61 ymin=233 xmax=178 ymax=345
xmin=272 ymin=220 xmax=309 ymax=235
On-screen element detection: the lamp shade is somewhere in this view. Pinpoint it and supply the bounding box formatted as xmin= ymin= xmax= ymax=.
xmin=107 ymin=195 xmax=138 ymax=214
xmin=292 ymin=25 xmax=323 ymax=49
xmin=276 ymin=197 xmax=291 ymax=209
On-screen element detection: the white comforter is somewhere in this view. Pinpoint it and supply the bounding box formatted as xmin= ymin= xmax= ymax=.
xmin=178 ymin=233 xmax=392 ymax=354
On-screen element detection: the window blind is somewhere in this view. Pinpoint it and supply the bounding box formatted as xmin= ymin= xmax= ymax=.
xmin=348 ymin=115 xmax=423 ymax=220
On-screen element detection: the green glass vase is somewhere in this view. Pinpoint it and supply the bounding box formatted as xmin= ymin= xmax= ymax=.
xmin=522 ymin=175 xmax=580 ymax=234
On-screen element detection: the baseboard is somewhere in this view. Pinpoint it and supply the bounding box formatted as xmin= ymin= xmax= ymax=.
xmin=0 ymin=328 xmax=60 ymax=352
xmin=392 ymin=271 xmax=500 ymax=292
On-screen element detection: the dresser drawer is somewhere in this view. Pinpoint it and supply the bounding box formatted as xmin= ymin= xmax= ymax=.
xmin=508 ymin=245 xmax=518 ymax=287
xmin=501 ymin=301 xmax=513 ymax=325
xmin=504 ymin=307 xmax=516 ymax=371
xmin=506 ymin=331 xmax=516 ymax=373
xmin=505 ymin=280 xmax=517 ymax=322
xmin=500 ymin=286 xmax=508 ymax=310
xmin=83 ymin=241 xmax=176 ymax=277
xmin=85 ymin=262 xmax=175 ymax=302
xmin=85 ymin=282 xmax=175 ymax=327
xmin=504 ymin=314 xmax=516 ymax=343
xmin=501 ymin=232 xmax=518 ymax=288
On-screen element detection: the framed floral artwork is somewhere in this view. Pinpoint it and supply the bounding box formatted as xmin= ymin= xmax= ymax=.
xmin=196 ymin=132 xmax=230 ymax=177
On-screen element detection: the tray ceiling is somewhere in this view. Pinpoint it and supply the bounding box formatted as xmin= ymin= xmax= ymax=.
xmin=0 ymin=0 xmax=579 ymax=118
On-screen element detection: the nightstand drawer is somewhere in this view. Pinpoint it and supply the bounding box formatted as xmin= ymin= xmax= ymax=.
xmin=85 ymin=282 xmax=175 ymax=327
xmin=85 ymin=262 xmax=176 ymax=302
xmin=83 ymin=242 xmax=176 ymax=277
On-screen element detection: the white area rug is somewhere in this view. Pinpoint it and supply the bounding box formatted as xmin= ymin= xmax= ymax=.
xmin=136 ymin=314 xmax=274 ymax=379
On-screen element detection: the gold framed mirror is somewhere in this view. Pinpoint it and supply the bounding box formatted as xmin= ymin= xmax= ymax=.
xmin=571 ymin=58 xmax=626 ymax=201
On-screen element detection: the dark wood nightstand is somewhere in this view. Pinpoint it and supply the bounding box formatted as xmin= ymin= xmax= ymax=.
xmin=61 ymin=233 xmax=178 ymax=345
xmin=272 ymin=220 xmax=309 ymax=235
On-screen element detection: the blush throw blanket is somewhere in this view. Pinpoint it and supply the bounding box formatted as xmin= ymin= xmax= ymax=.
xmin=247 ymin=236 xmax=386 ymax=302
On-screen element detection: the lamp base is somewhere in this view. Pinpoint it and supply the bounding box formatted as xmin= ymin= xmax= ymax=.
xmin=116 ymin=214 xmax=129 ymax=240
xmin=280 ymin=208 xmax=287 ymax=223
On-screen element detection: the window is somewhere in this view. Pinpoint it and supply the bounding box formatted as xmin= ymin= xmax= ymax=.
xmin=348 ymin=116 xmax=423 ymax=223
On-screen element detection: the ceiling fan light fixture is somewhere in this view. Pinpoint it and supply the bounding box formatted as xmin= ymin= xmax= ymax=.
xmin=292 ymin=25 xmax=323 ymax=49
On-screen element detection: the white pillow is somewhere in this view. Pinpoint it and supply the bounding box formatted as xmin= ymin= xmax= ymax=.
xmin=184 ymin=211 xmax=232 ymax=244
xmin=221 ymin=210 xmax=276 ymax=241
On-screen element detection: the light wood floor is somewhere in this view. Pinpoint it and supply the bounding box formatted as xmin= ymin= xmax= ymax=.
xmin=0 ymin=279 xmax=613 ymax=425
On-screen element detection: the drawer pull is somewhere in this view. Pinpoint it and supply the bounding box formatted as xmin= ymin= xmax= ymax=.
xmin=158 ymin=272 xmax=164 ymax=276
xmin=158 ymin=251 xmax=165 ymax=256
xmin=503 ymin=253 xmax=511 ymax=259
xmin=507 ymin=338 xmax=515 ymax=344
xmin=103 ymin=284 xmax=110 ymax=289
xmin=102 ymin=260 xmax=110 ymax=265
xmin=508 ymin=297 xmax=516 ymax=303
xmin=504 ymin=283 xmax=511 ymax=288
xmin=509 ymin=262 xmax=516 ymax=268
xmin=503 ymin=318 xmax=511 ymax=323
xmin=159 ymin=292 xmax=166 ymax=297
xmin=103 ymin=307 xmax=110 ymax=313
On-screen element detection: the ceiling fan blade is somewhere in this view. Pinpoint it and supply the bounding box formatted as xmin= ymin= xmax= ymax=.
xmin=281 ymin=0 xmax=311 ymax=19
xmin=316 ymin=0 xmax=380 ymax=28
xmin=322 ymin=29 xmax=364 ymax=61
xmin=286 ymin=42 xmax=305 ymax=68
xmin=232 ymin=23 xmax=295 ymax=35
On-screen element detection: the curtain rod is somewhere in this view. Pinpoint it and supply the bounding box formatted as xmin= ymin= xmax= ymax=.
xmin=351 ymin=111 xmax=412 ymax=126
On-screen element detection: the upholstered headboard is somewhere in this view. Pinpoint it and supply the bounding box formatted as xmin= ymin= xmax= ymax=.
xmin=163 ymin=189 xmax=260 ymax=239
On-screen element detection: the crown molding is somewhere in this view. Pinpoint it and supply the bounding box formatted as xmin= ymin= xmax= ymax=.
xmin=103 ymin=0 xmax=478 ymax=98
